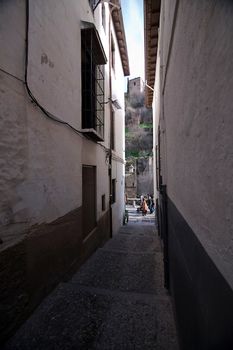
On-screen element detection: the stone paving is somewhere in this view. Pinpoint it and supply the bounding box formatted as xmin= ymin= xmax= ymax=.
xmin=3 ymin=207 xmax=179 ymax=350
xmin=125 ymin=204 xmax=156 ymax=224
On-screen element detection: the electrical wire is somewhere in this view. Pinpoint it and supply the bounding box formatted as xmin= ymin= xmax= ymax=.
xmin=1 ymin=0 xmax=111 ymax=154
xmin=93 ymin=0 xmax=102 ymax=11
xmin=0 ymin=66 xmax=25 ymax=84
xmin=25 ymin=0 xmax=84 ymax=137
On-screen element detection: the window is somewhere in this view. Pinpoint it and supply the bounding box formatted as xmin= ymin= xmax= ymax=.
xmin=81 ymin=24 xmax=107 ymax=141
xmin=89 ymin=0 xmax=98 ymax=11
xmin=102 ymin=3 xmax=106 ymax=32
xmin=111 ymin=35 xmax=115 ymax=71
xmin=82 ymin=165 xmax=96 ymax=238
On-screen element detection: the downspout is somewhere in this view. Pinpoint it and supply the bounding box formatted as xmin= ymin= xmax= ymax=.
xmin=108 ymin=5 xmax=113 ymax=238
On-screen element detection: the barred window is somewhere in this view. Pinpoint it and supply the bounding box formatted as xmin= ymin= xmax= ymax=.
xmin=89 ymin=0 xmax=98 ymax=11
xmin=81 ymin=25 xmax=107 ymax=141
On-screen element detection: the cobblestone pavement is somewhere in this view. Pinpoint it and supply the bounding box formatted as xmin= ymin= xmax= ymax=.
xmin=126 ymin=204 xmax=157 ymax=224
xmin=3 ymin=207 xmax=179 ymax=350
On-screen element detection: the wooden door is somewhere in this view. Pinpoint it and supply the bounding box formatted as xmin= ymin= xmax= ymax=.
xmin=82 ymin=165 xmax=96 ymax=239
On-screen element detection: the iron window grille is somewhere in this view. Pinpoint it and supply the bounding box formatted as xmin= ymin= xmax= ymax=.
xmin=81 ymin=26 xmax=107 ymax=141
xmin=89 ymin=0 xmax=98 ymax=11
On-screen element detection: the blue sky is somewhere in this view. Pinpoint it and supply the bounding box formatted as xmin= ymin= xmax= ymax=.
xmin=121 ymin=0 xmax=144 ymax=81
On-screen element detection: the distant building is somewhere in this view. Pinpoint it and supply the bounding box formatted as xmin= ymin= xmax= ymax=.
xmin=144 ymin=0 xmax=233 ymax=348
xmin=0 ymin=0 xmax=129 ymax=341
xmin=125 ymin=77 xmax=153 ymax=198
xmin=127 ymin=77 xmax=144 ymax=96
xmin=136 ymin=156 xmax=153 ymax=196
xmin=125 ymin=160 xmax=137 ymax=198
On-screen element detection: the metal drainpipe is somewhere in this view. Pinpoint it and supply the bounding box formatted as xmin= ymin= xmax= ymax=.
xmin=108 ymin=5 xmax=113 ymax=238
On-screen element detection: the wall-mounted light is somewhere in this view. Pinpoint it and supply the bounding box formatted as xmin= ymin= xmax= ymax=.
xmin=102 ymin=0 xmax=121 ymax=10
xmin=102 ymin=97 xmax=122 ymax=110
xmin=93 ymin=0 xmax=121 ymax=11
xmin=111 ymin=99 xmax=121 ymax=110
xmin=141 ymin=78 xmax=154 ymax=92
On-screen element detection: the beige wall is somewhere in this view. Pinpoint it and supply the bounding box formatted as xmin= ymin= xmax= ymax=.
xmin=0 ymin=1 xmax=128 ymax=339
xmin=0 ymin=0 xmax=126 ymax=245
xmin=0 ymin=1 xmax=87 ymax=238
xmin=110 ymin=7 xmax=126 ymax=234
xmin=95 ymin=3 xmax=126 ymax=234
xmin=154 ymin=0 xmax=233 ymax=288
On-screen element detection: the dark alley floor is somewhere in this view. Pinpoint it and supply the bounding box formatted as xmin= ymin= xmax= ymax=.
xmin=3 ymin=207 xmax=179 ymax=350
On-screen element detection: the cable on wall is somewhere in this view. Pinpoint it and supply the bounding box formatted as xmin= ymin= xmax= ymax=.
xmin=24 ymin=0 xmax=84 ymax=137
xmin=0 ymin=66 xmax=25 ymax=83
xmin=1 ymin=1 xmax=111 ymax=154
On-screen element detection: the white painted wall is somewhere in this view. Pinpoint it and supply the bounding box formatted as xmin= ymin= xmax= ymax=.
xmin=0 ymin=0 xmax=127 ymax=244
xmin=0 ymin=0 xmax=87 ymax=231
xmin=95 ymin=4 xmax=126 ymax=235
xmin=110 ymin=11 xmax=126 ymax=235
xmin=82 ymin=138 xmax=109 ymax=221
xmin=154 ymin=0 xmax=233 ymax=288
xmin=152 ymin=31 xmax=161 ymax=199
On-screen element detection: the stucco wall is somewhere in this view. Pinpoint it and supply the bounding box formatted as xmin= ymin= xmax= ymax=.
xmin=152 ymin=49 xmax=160 ymax=198
xmin=159 ymin=0 xmax=233 ymax=289
xmin=0 ymin=0 xmax=126 ymax=247
xmin=110 ymin=11 xmax=126 ymax=234
xmin=95 ymin=3 xmax=126 ymax=232
xmin=0 ymin=1 xmax=90 ymax=241
xmin=0 ymin=0 xmax=128 ymax=340
xmin=150 ymin=1 xmax=233 ymax=347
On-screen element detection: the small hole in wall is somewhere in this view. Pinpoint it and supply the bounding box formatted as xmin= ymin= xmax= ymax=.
xmin=102 ymin=194 xmax=106 ymax=211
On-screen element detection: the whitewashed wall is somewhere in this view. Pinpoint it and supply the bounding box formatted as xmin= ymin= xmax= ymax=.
xmin=154 ymin=0 xmax=233 ymax=288
xmin=0 ymin=0 xmax=119 ymax=243
xmin=95 ymin=4 xmax=126 ymax=235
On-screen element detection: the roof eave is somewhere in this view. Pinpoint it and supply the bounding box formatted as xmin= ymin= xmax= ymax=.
xmin=111 ymin=0 xmax=130 ymax=76
xmin=144 ymin=0 xmax=161 ymax=107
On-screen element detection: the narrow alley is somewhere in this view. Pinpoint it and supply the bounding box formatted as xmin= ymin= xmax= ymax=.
xmin=1 ymin=1 xmax=233 ymax=348
xmin=3 ymin=208 xmax=178 ymax=350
